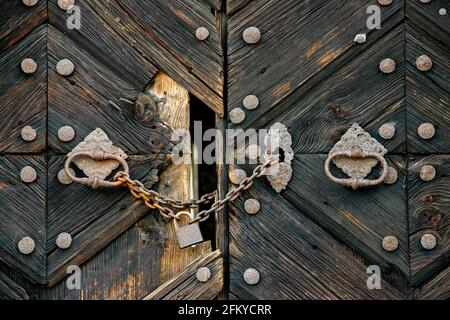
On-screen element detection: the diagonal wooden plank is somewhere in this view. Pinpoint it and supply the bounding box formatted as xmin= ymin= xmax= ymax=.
xmin=0 ymin=269 xmax=30 ymax=300
xmin=229 ymin=177 xmax=404 ymax=299
xmin=419 ymin=267 xmax=450 ymax=300
xmin=0 ymin=25 xmax=47 ymax=153
xmin=144 ymin=250 xmax=223 ymax=300
xmin=408 ymin=155 xmax=450 ymax=286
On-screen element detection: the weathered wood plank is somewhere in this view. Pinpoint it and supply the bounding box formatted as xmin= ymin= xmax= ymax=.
xmin=0 ymin=269 xmax=29 ymax=300
xmin=0 ymin=156 xmax=46 ymax=285
xmin=0 ymin=25 xmax=47 ymax=153
xmin=145 ymin=249 xmax=223 ymax=300
xmin=419 ymin=267 xmax=450 ymax=300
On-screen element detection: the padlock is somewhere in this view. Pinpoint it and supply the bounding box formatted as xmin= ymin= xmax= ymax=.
xmin=174 ymin=211 xmax=204 ymax=249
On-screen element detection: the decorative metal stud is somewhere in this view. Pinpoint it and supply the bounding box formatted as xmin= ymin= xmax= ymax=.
xmin=58 ymin=0 xmax=75 ymax=10
xmin=419 ymin=0 xmax=431 ymax=3
xmin=416 ymin=55 xmax=432 ymax=72
xmin=418 ymin=123 xmax=435 ymax=140
xmin=229 ymin=168 xmax=247 ymax=185
xmin=58 ymin=168 xmax=75 ymax=185
xmin=378 ymin=123 xmax=396 ymax=140
xmin=22 ymin=0 xmax=38 ymax=6
xmin=56 ymin=232 xmax=72 ymax=249
xmin=56 ymin=59 xmax=75 ymax=76
xmin=20 ymin=166 xmax=37 ymax=183
xmin=384 ymin=167 xmax=398 ymax=185
xmin=58 ymin=126 xmax=75 ymax=142
xmin=18 ymin=237 xmax=35 ymax=255
xmin=439 ymin=8 xmax=447 ymax=16
xmin=354 ymin=33 xmax=367 ymax=44
xmin=242 ymin=27 xmax=261 ymax=44
xmin=379 ymin=58 xmax=396 ymax=74
xmin=378 ymin=0 xmax=393 ymax=5
xmin=421 ymin=233 xmax=437 ymax=250
xmin=244 ymin=199 xmax=260 ymax=215
xmin=382 ymin=236 xmax=399 ymax=252
xmin=196 ymin=267 xmax=211 ymax=283
xmin=195 ymin=27 xmax=209 ymax=41
xmin=21 ymin=126 xmax=37 ymax=142
xmin=420 ymin=165 xmax=436 ymax=182
xmin=229 ymin=108 xmax=246 ymax=124
xmin=243 ymin=268 xmax=260 ymax=285
xmin=243 ymin=95 xmax=259 ymax=110
xmin=21 ymin=58 xmax=37 ymax=74
xmin=245 ymin=144 xmax=261 ymax=160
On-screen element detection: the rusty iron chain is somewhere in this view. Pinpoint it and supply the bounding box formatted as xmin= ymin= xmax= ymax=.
xmin=113 ymin=155 xmax=278 ymax=224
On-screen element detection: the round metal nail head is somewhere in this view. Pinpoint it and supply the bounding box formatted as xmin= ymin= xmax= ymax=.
xmin=243 ymin=95 xmax=259 ymax=110
xmin=58 ymin=168 xmax=75 ymax=185
xmin=195 ymin=27 xmax=209 ymax=41
xmin=416 ymin=55 xmax=432 ymax=72
xmin=58 ymin=126 xmax=75 ymax=142
xmin=244 ymin=268 xmax=260 ymax=285
xmin=196 ymin=267 xmax=211 ymax=283
xmin=21 ymin=126 xmax=36 ymax=142
xmin=20 ymin=166 xmax=37 ymax=183
xmin=420 ymin=165 xmax=436 ymax=182
xmin=379 ymin=58 xmax=396 ymax=74
xmin=229 ymin=108 xmax=246 ymax=124
xmin=421 ymin=233 xmax=437 ymax=250
xmin=418 ymin=123 xmax=435 ymax=140
xmin=56 ymin=232 xmax=72 ymax=249
xmin=378 ymin=0 xmax=393 ymax=5
xmin=439 ymin=8 xmax=447 ymax=16
xmin=21 ymin=58 xmax=37 ymax=74
xmin=58 ymin=0 xmax=75 ymax=10
xmin=242 ymin=27 xmax=261 ymax=44
xmin=244 ymin=199 xmax=260 ymax=215
xmin=379 ymin=123 xmax=396 ymax=140
xmin=419 ymin=0 xmax=431 ymax=3
xmin=382 ymin=236 xmax=399 ymax=252
xmin=56 ymin=59 xmax=75 ymax=76
xmin=354 ymin=33 xmax=367 ymax=44
xmin=384 ymin=167 xmax=398 ymax=185
xmin=229 ymin=169 xmax=247 ymax=185
xmin=23 ymin=0 xmax=38 ymax=6
xmin=18 ymin=237 xmax=35 ymax=255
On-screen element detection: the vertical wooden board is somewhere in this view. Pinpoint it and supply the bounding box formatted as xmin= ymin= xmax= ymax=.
xmin=408 ymin=155 xmax=450 ymax=286
xmin=0 ymin=155 xmax=46 ymax=285
xmin=0 ymin=0 xmax=47 ymax=54
xmin=0 ymin=25 xmax=47 ymax=153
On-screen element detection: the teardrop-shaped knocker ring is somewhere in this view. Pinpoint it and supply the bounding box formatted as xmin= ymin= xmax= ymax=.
xmin=64 ymin=150 xmax=129 ymax=189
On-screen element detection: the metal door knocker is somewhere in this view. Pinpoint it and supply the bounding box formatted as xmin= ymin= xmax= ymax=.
xmin=324 ymin=123 xmax=388 ymax=190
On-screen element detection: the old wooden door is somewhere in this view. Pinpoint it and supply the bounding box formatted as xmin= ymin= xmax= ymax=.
xmin=227 ymin=0 xmax=449 ymax=300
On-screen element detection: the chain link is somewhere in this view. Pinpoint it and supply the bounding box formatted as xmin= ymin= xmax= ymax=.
xmin=113 ymin=155 xmax=278 ymax=224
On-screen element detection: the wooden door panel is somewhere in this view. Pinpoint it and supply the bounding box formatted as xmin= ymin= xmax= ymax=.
xmin=0 ymin=155 xmax=46 ymax=285
xmin=0 ymin=25 xmax=47 ymax=153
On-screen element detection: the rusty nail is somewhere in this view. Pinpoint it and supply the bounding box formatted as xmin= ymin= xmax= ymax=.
xmin=379 ymin=58 xmax=396 ymax=74
xmin=420 ymin=165 xmax=436 ymax=182
xmin=382 ymin=236 xmax=399 ymax=252
xmin=58 ymin=0 xmax=75 ymax=10
xmin=58 ymin=126 xmax=75 ymax=142
xmin=242 ymin=27 xmax=261 ymax=44
xmin=229 ymin=168 xmax=247 ymax=185
xmin=244 ymin=199 xmax=260 ymax=215
xmin=416 ymin=55 xmax=432 ymax=72
xmin=195 ymin=27 xmax=209 ymax=41
xmin=21 ymin=126 xmax=37 ymax=142
xmin=354 ymin=33 xmax=367 ymax=44
xmin=378 ymin=123 xmax=396 ymax=140
xmin=245 ymin=144 xmax=261 ymax=160
xmin=22 ymin=0 xmax=38 ymax=6
xmin=21 ymin=58 xmax=37 ymax=74
xmin=377 ymin=0 xmax=393 ymax=5
xmin=229 ymin=108 xmax=246 ymax=124
xmin=20 ymin=166 xmax=37 ymax=183
xmin=18 ymin=237 xmax=35 ymax=255
xmin=384 ymin=167 xmax=398 ymax=185
xmin=421 ymin=233 xmax=437 ymax=250
xmin=56 ymin=59 xmax=75 ymax=76
xmin=58 ymin=168 xmax=75 ymax=185
xmin=56 ymin=232 xmax=72 ymax=249
xmin=244 ymin=268 xmax=260 ymax=285
xmin=418 ymin=123 xmax=435 ymax=140
xmin=196 ymin=267 xmax=211 ymax=282
xmin=243 ymin=95 xmax=259 ymax=110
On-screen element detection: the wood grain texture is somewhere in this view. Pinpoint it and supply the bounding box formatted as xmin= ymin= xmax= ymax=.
xmin=0 ymin=25 xmax=47 ymax=153
xmin=0 ymin=156 xmax=46 ymax=285
xmin=145 ymin=249 xmax=223 ymax=300
xmin=229 ymin=176 xmax=404 ymax=299
xmin=0 ymin=269 xmax=30 ymax=300
xmin=419 ymin=267 xmax=449 ymax=300
xmin=408 ymin=155 xmax=449 ymax=287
